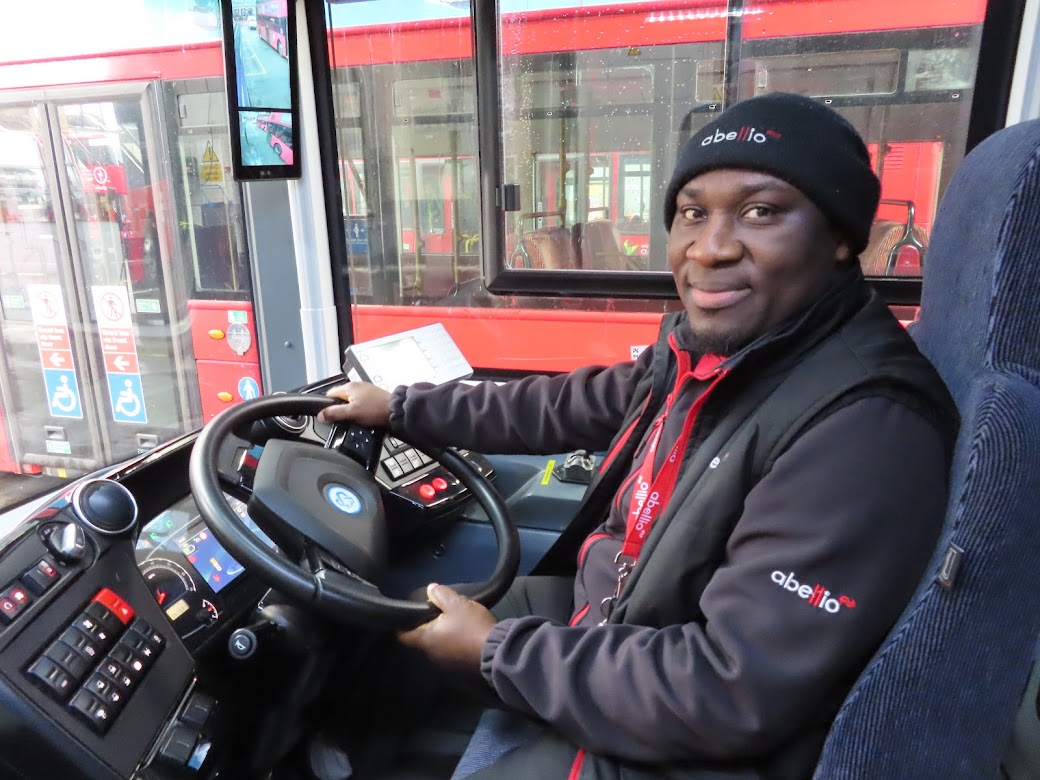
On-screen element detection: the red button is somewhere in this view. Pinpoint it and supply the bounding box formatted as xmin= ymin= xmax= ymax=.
xmin=418 ymin=484 xmax=436 ymax=500
xmin=6 ymin=586 xmax=31 ymax=606
xmin=94 ymin=588 xmax=134 ymax=625
xmin=431 ymin=477 xmax=448 ymax=492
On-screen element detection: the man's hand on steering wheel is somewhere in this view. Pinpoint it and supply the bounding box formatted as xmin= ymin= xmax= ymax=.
xmin=399 ymin=584 xmax=497 ymax=671
xmin=319 ymin=382 xmax=392 ymax=427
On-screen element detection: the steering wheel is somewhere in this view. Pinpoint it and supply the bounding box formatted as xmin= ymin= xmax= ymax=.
xmin=188 ymin=394 xmax=520 ymax=629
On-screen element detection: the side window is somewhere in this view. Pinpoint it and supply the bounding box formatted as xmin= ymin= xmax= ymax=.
xmin=326 ymin=1 xmax=993 ymax=373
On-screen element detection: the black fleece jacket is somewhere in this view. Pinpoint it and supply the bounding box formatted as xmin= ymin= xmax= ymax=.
xmin=388 ymin=268 xmax=957 ymax=779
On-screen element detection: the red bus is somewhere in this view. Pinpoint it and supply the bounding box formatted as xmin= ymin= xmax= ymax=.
xmin=257 ymin=0 xmax=289 ymax=59
xmin=0 ymin=0 xmax=998 ymax=477
xmin=256 ymin=111 xmax=293 ymax=164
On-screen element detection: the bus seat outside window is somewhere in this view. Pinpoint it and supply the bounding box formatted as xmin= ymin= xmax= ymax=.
xmin=323 ymin=0 xmax=991 ymax=374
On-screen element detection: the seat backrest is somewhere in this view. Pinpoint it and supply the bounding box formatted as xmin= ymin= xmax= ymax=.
xmin=519 ymin=226 xmax=580 ymax=270
xmin=814 ymin=119 xmax=1040 ymax=777
xmin=578 ymin=219 xmax=635 ymax=272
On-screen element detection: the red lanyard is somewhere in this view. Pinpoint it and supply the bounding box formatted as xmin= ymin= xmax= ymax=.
xmin=599 ymin=355 xmax=727 ymax=625
xmin=621 ymin=355 xmax=728 ymax=561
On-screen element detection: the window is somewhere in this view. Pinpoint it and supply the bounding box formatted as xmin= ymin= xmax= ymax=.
xmin=324 ymin=0 xmax=994 ymax=374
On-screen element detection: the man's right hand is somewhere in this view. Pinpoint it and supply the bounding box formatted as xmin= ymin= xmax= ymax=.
xmin=318 ymin=381 xmax=393 ymax=427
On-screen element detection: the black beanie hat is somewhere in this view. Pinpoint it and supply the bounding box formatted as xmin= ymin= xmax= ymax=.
xmin=663 ymin=93 xmax=880 ymax=253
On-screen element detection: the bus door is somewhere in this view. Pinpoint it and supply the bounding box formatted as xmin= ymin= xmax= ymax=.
xmin=0 ymin=87 xmax=201 ymax=475
xmin=0 ymin=102 xmax=109 ymax=475
xmin=53 ymin=90 xmax=200 ymax=462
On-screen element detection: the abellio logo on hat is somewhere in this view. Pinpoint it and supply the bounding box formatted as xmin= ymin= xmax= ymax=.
xmin=701 ymin=126 xmax=783 ymax=146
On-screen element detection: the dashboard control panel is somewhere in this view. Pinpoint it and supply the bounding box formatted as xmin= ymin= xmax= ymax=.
xmin=25 ymin=588 xmax=165 ymax=734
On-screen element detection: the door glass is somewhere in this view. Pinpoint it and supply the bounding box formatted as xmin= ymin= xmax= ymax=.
xmin=0 ymin=105 xmax=97 ymax=479
xmin=55 ymin=99 xmax=192 ymax=454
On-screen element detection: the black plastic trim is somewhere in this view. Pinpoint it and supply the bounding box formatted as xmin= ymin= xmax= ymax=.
xmin=487 ymin=269 xmax=679 ymax=299
xmin=305 ymin=0 xmax=354 ymax=350
xmin=474 ymin=0 xmax=508 ymax=297
xmin=723 ymin=0 xmax=744 ymax=108
xmin=966 ymin=0 xmax=1027 ymax=152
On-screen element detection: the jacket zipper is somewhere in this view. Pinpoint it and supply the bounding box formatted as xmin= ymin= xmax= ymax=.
xmin=597 ymin=394 xmax=651 ymax=474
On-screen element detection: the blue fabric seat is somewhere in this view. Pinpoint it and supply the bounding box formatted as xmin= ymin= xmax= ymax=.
xmin=814 ymin=119 xmax=1040 ymax=777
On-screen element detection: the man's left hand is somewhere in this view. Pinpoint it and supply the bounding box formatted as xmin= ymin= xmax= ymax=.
xmin=398 ymin=583 xmax=497 ymax=671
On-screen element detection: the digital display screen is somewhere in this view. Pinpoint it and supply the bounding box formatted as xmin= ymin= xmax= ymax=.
xmin=353 ymin=337 xmax=438 ymax=391
xmin=221 ymin=0 xmax=300 ymax=179
xmin=165 ymin=598 xmax=190 ymax=622
xmin=179 ymin=497 xmax=275 ymax=593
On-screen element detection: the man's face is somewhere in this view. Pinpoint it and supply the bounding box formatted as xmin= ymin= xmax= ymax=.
xmin=667 ymin=168 xmax=852 ymax=355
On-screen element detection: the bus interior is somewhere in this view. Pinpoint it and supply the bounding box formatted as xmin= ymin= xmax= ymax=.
xmin=0 ymin=0 xmax=1039 ymax=777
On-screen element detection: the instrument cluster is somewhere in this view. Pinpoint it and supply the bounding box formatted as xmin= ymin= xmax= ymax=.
xmin=134 ymin=494 xmax=274 ymax=639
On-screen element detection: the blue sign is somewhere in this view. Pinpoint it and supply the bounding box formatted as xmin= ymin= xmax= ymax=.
xmin=238 ymin=376 xmax=260 ymax=401
xmin=346 ymin=217 xmax=368 ymax=254
xmin=44 ymin=369 xmax=83 ymax=419
xmin=324 ymin=484 xmax=362 ymax=515
xmin=107 ymin=373 xmax=148 ymax=424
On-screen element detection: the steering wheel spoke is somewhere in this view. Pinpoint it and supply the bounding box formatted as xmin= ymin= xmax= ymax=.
xmin=189 ymin=393 xmax=519 ymax=629
xmin=216 ymin=469 xmax=248 ymax=496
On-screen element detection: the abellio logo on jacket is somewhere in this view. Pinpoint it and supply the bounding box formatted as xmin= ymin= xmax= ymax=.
xmin=771 ymin=571 xmax=857 ymax=614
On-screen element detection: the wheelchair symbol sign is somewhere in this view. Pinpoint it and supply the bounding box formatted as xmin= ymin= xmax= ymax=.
xmin=107 ymin=374 xmax=148 ymax=424
xmin=44 ymin=370 xmax=83 ymax=419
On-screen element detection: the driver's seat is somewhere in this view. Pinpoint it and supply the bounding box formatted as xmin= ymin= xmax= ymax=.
xmin=813 ymin=118 xmax=1040 ymax=776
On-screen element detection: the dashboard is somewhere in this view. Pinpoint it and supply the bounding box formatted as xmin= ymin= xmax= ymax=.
xmin=133 ymin=495 xmax=275 ymax=642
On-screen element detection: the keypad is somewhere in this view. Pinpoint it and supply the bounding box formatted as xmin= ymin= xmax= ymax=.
xmin=25 ymin=589 xmax=164 ymax=734
xmin=380 ymin=437 xmax=435 ymax=482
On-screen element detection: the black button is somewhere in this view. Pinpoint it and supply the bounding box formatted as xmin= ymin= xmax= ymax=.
xmin=131 ymin=619 xmax=165 ymax=650
xmin=21 ymin=559 xmax=60 ymax=596
xmin=159 ymin=725 xmax=199 ymax=767
xmin=122 ymin=653 xmax=147 ymax=678
xmin=85 ymin=674 xmax=126 ymax=714
xmin=71 ymin=612 xmax=116 ymax=649
xmin=99 ymin=658 xmax=126 ymax=683
xmin=44 ymin=641 xmax=89 ymax=680
xmin=108 ymin=645 xmax=134 ymax=667
xmin=85 ymin=601 xmax=121 ymax=632
xmin=179 ymin=693 xmax=216 ymax=729
xmin=59 ymin=627 xmax=100 ymax=663
xmin=0 ymin=594 xmax=22 ymax=624
xmin=27 ymin=657 xmax=74 ymax=701
xmin=84 ymin=673 xmax=112 ymax=698
xmin=68 ymin=690 xmax=114 ymax=734
xmin=126 ymin=630 xmax=161 ymax=663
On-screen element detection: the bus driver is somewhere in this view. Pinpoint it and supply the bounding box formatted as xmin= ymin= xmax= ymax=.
xmin=320 ymin=93 xmax=959 ymax=779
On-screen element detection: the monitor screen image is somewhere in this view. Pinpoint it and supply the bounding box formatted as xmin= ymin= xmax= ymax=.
xmin=221 ymin=0 xmax=301 ymax=179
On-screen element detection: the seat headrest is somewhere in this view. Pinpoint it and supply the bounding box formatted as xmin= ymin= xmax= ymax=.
xmin=913 ymin=119 xmax=1040 ymax=403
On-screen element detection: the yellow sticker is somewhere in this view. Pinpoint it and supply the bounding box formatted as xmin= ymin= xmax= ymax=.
xmin=542 ymin=459 xmax=556 ymax=485
xmin=56 ymin=468 xmax=67 ymax=479
xmin=217 ymin=391 xmax=233 ymax=403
